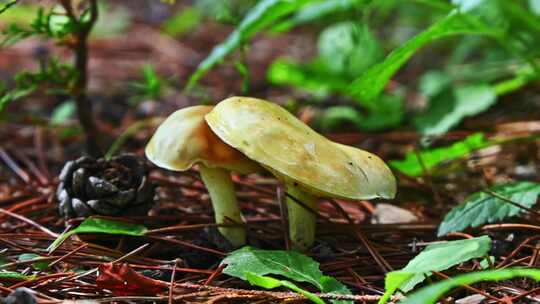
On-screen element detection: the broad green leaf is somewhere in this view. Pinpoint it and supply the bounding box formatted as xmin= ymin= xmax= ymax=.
xmin=51 ymin=101 xmax=75 ymax=125
xmin=347 ymin=12 xmax=496 ymax=106
xmin=413 ymin=83 xmax=497 ymax=136
xmin=402 ymin=236 xmax=491 ymax=292
xmin=400 ymin=268 xmax=540 ymax=304
xmin=246 ymin=272 xmax=325 ymax=304
xmin=186 ymin=0 xmax=311 ymax=90
xmin=222 ymin=246 xmax=351 ymax=302
xmin=389 ymin=133 xmax=491 ymax=177
xmin=18 ymin=253 xmax=49 ymax=271
xmin=0 ymin=271 xmax=35 ymax=282
xmin=318 ymin=22 xmax=383 ymax=77
xmin=438 ymin=182 xmax=540 ymax=236
xmin=49 ymin=217 xmax=148 ymax=252
xmin=379 ymin=236 xmax=491 ymax=303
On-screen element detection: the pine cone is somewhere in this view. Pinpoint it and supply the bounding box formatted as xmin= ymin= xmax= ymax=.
xmin=57 ymin=155 xmax=155 ymax=218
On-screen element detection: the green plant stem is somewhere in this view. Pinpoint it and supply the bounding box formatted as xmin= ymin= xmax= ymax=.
xmin=493 ymin=72 xmax=539 ymax=96
xmin=105 ymin=117 xmax=164 ymax=160
xmin=199 ymin=164 xmax=246 ymax=247
xmin=0 ymin=0 xmax=18 ymax=15
xmin=284 ymin=181 xmax=318 ymax=251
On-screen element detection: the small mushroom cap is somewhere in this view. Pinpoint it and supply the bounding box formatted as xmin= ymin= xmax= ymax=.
xmin=205 ymin=97 xmax=396 ymax=200
xmin=145 ymin=105 xmax=260 ymax=174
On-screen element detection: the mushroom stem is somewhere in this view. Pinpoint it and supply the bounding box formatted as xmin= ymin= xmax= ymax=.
xmin=199 ymin=164 xmax=246 ymax=247
xmin=285 ymin=182 xmax=318 ymax=251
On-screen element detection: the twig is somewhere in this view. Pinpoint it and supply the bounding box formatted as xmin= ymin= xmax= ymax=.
xmin=66 ymin=243 xmax=150 ymax=282
xmin=59 ymin=0 xmax=102 ymax=156
xmin=0 ymin=0 xmax=18 ymax=15
xmin=329 ymin=199 xmax=393 ymax=273
xmin=483 ymin=223 xmax=540 ymax=232
xmin=414 ymin=144 xmax=443 ymax=205
xmin=0 ymin=207 xmax=58 ymax=237
xmin=483 ymin=189 xmax=540 ymax=218
xmin=168 ymin=259 xmax=178 ymax=304
xmin=48 ymin=243 xmax=88 ymax=267
xmin=0 ymin=147 xmax=31 ymax=183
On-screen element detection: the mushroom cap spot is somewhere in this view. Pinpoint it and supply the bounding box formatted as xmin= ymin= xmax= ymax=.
xmin=205 ymin=97 xmax=397 ymax=200
xmin=145 ymin=105 xmax=260 ymax=174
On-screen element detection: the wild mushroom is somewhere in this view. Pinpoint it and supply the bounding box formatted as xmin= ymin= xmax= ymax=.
xmin=205 ymin=97 xmax=396 ymax=250
xmin=145 ymin=106 xmax=260 ymax=247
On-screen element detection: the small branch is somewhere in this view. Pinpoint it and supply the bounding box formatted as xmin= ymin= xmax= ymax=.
xmin=0 ymin=0 xmax=18 ymax=15
xmin=60 ymin=0 xmax=102 ymax=156
xmin=0 ymin=207 xmax=59 ymax=237
xmin=483 ymin=189 xmax=540 ymax=218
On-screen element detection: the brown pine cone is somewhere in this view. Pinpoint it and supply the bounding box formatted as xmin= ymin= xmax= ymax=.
xmin=57 ymin=154 xmax=155 ymax=219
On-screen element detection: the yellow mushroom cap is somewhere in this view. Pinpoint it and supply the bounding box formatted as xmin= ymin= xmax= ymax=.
xmin=205 ymin=97 xmax=397 ymax=200
xmin=145 ymin=105 xmax=260 ymax=174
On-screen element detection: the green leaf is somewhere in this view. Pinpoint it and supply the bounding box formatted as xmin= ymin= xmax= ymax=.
xmin=162 ymin=6 xmax=201 ymax=37
xmin=186 ymin=0 xmax=311 ymax=90
xmin=318 ymin=22 xmax=383 ymax=77
xmin=195 ymin=0 xmax=257 ymax=24
xmin=222 ymin=246 xmax=351 ymax=303
xmin=49 ymin=217 xmax=148 ymax=252
xmin=129 ymin=64 xmax=167 ymax=105
xmin=479 ymin=256 xmax=495 ymax=270
xmin=530 ymin=0 xmax=540 ymax=15
xmin=379 ymin=236 xmax=491 ymax=303
xmin=347 ymin=12 xmax=496 ymax=106
xmin=267 ymin=59 xmax=350 ymax=97
xmin=400 ymin=268 xmax=540 ymax=304
xmin=18 ymin=253 xmax=49 ymax=271
xmin=438 ymin=182 xmax=540 ymax=236
xmin=321 ymin=94 xmax=403 ymax=131
xmin=0 ymin=86 xmax=36 ymax=112
xmin=418 ymin=70 xmax=452 ymax=98
xmin=246 ymin=272 xmax=325 ymax=304
xmin=413 ymin=83 xmax=497 ymax=136
xmin=0 ymin=271 xmax=35 ymax=282
xmin=389 ymin=133 xmax=491 ymax=177
xmin=378 ymin=271 xmax=415 ymax=304
xmin=51 ymin=101 xmax=75 ymax=125
xmin=0 ymin=3 xmax=38 ymax=22
xmin=272 ymin=0 xmax=367 ymax=32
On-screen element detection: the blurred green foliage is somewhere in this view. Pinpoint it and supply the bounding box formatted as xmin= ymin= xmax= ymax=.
xmin=129 ymin=64 xmax=166 ymax=104
xmin=0 ymin=59 xmax=75 ymax=113
xmin=189 ymin=0 xmax=540 ymax=136
xmin=162 ymin=6 xmax=201 ymax=36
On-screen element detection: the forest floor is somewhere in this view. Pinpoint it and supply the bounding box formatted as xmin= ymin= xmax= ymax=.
xmin=0 ymin=1 xmax=540 ymax=303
